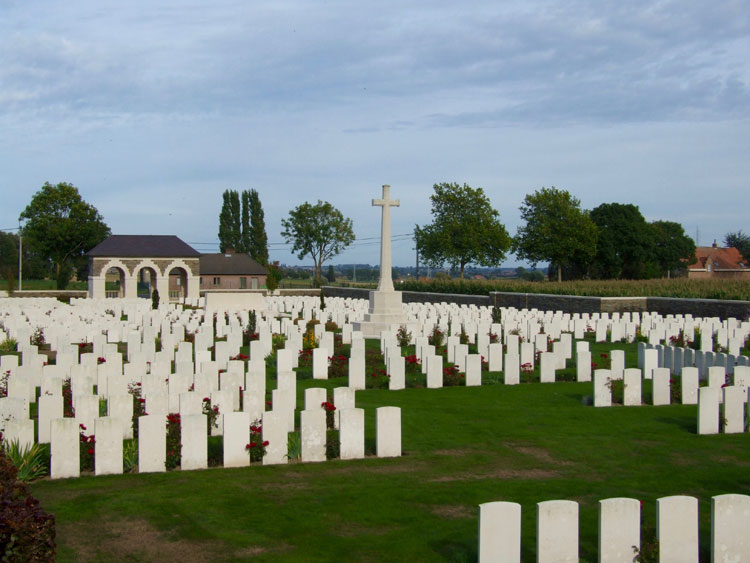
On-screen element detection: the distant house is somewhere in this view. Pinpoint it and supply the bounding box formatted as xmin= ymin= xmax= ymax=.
xmin=199 ymin=251 xmax=269 ymax=290
xmin=688 ymin=244 xmax=749 ymax=279
xmin=87 ymin=235 xmax=201 ymax=300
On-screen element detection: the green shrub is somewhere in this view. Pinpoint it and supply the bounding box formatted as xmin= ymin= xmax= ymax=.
xmin=0 ymin=446 xmax=55 ymax=561
xmin=0 ymin=337 xmax=18 ymax=354
xmin=286 ymin=432 xmax=302 ymax=461
xmin=1 ymin=440 xmax=48 ymax=482
xmin=123 ymin=440 xmax=138 ymax=473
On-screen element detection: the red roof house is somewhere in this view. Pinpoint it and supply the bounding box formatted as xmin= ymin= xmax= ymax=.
xmin=688 ymin=245 xmax=749 ymax=279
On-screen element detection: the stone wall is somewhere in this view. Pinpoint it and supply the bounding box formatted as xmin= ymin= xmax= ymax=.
xmin=322 ymin=286 xmax=491 ymax=306
xmin=647 ymin=297 xmax=750 ymax=319
xmin=10 ymin=290 xmax=88 ymax=299
xmin=323 ymin=286 xmax=750 ymax=320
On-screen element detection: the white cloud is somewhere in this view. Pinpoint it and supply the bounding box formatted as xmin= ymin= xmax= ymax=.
xmin=1 ymin=0 xmax=749 ymax=266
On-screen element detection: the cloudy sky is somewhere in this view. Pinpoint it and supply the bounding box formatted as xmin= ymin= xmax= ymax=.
xmin=2 ymin=0 xmax=749 ymax=268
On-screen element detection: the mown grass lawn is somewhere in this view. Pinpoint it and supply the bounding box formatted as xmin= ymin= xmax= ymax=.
xmin=30 ymin=339 xmax=750 ymax=562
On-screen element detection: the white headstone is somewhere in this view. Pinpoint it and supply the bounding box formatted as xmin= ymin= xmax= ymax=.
xmin=94 ymin=417 xmax=123 ymax=476
xmin=599 ymin=497 xmax=640 ymax=561
xmin=223 ymin=411 xmax=251 ymax=468
xmin=657 ymin=495 xmax=699 ymax=563
xmin=50 ymin=418 xmax=79 ymax=479
xmin=711 ymin=493 xmax=750 ymax=562
xmin=594 ymin=370 xmax=612 ymax=407
xmin=376 ymin=406 xmax=401 ymax=458
xmin=478 ymin=501 xmax=521 ymax=563
xmin=537 ymin=500 xmax=578 ymax=563
xmin=623 ymin=368 xmax=642 ymax=406
xmin=180 ymin=414 xmax=207 ymax=470
xmin=300 ymin=409 xmax=326 ymax=463
xmin=681 ymin=367 xmax=699 ymax=405
xmin=262 ymin=410 xmax=288 ymax=465
xmin=339 ymin=407 xmax=365 ymax=460
xmin=698 ymin=386 xmax=720 ymax=435
xmin=138 ymin=414 xmax=166 ymax=473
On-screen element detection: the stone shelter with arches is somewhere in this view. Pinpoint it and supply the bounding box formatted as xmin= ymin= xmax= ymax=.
xmin=87 ymin=235 xmax=200 ymax=301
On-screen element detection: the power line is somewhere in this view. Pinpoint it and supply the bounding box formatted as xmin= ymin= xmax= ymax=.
xmin=186 ymin=232 xmax=415 ymax=247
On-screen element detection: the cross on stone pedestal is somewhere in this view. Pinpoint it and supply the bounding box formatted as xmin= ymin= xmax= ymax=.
xmin=352 ymin=184 xmax=407 ymax=338
xmin=373 ymin=185 xmax=400 ymax=292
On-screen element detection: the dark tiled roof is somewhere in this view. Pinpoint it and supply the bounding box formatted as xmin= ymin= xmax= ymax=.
xmin=199 ymin=253 xmax=269 ymax=275
xmin=86 ymin=235 xmax=200 ymax=257
xmin=690 ymin=247 xmax=747 ymax=270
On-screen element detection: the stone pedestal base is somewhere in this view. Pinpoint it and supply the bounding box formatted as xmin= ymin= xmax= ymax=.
xmin=353 ymin=290 xmax=407 ymax=338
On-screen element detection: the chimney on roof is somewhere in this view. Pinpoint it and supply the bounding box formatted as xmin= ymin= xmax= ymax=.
xmin=712 ymin=240 xmax=717 ymax=248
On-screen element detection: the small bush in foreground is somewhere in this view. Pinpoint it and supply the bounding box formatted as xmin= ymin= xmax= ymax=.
xmin=0 ymin=446 xmax=55 ymax=561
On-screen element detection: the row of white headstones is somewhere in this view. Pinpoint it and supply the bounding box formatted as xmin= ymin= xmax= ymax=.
xmin=1 ymin=296 xmax=749 ymax=477
xmin=478 ymin=493 xmax=750 ymax=562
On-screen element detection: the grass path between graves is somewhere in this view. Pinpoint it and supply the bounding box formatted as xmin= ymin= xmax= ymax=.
xmin=32 ymin=341 xmax=750 ymax=562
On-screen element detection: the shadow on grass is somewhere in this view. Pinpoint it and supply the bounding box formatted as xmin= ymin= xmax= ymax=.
xmin=656 ymin=415 xmax=697 ymax=434
xmin=430 ymin=538 xmax=476 ymax=562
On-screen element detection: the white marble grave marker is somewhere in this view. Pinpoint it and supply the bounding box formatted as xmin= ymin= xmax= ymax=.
xmin=376 ymin=406 xmax=401 ymax=458
xmin=657 ymin=495 xmax=699 ymax=563
xmin=478 ymin=501 xmax=521 ymax=563
xmin=537 ymin=500 xmax=578 ymax=563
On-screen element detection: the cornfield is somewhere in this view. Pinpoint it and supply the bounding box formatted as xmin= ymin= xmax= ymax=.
xmin=396 ymin=278 xmax=750 ymax=301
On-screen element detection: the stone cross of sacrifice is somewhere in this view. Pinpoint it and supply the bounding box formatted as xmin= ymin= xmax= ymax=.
xmin=373 ymin=184 xmax=399 ymax=292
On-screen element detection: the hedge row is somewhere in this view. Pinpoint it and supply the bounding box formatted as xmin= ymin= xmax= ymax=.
xmin=396 ymin=278 xmax=750 ymax=301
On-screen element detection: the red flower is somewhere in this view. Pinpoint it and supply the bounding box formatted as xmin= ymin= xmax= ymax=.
xmin=87 ymin=448 xmax=94 ymax=455
xmin=262 ymin=440 xmax=269 ymax=447
xmin=79 ymin=424 xmax=86 ymax=430
xmin=245 ymin=444 xmax=251 ymax=450
xmin=249 ymin=442 xmax=258 ymax=448
xmin=139 ymin=398 xmax=146 ymax=403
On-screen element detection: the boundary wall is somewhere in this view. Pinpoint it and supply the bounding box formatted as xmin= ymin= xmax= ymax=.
xmin=322 ymin=286 xmax=750 ymax=320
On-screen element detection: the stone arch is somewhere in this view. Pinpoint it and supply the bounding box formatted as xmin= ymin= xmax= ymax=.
xmin=135 ymin=263 xmax=159 ymax=299
xmin=105 ymin=265 xmax=128 ymax=298
xmin=165 ymin=258 xmax=200 ymax=301
xmin=168 ymin=265 xmax=188 ymax=302
xmin=89 ymin=258 xmax=135 ymax=299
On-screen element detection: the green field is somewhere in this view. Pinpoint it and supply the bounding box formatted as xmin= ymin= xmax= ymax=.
xmin=397 ymin=278 xmax=750 ymax=301
xmin=0 ymin=279 xmax=88 ymax=291
xmin=27 ymin=337 xmax=750 ymax=562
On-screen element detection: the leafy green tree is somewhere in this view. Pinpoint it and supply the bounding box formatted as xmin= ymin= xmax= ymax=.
xmin=589 ymin=203 xmax=654 ymax=279
xmin=326 ymin=264 xmax=336 ymax=283
xmin=414 ymin=182 xmax=511 ymax=280
xmin=218 ymin=190 xmax=241 ymax=252
xmin=240 ymin=190 xmax=251 ymax=255
xmin=281 ymin=200 xmax=355 ymax=286
xmin=513 ymin=186 xmax=597 ymax=282
xmin=650 ymin=221 xmax=696 ymax=277
xmin=0 ymin=232 xmax=51 ymax=283
xmin=19 ymin=182 xmax=110 ymax=289
xmin=265 ymin=261 xmax=282 ymax=292
xmin=724 ymin=231 xmax=750 ymax=261
xmin=248 ymin=189 xmax=269 ymax=265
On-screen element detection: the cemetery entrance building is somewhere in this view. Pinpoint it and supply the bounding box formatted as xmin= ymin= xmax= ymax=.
xmin=87 ymin=235 xmax=201 ymax=301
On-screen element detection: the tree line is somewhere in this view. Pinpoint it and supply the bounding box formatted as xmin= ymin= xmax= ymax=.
xmin=4 ymin=181 xmax=747 ymax=291
xmin=415 ymin=183 xmax=718 ymax=282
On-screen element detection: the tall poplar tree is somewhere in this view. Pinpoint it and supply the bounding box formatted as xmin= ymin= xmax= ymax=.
xmin=218 ymin=190 xmax=241 ymax=252
xmin=240 ymin=190 xmax=251 ymax=254
xmin=248 ymin=189 xmax=269 ymax=265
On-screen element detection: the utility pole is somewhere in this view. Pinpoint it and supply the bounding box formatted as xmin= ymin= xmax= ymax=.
xmin=18 ymin=221 xmax=23 ymax=291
